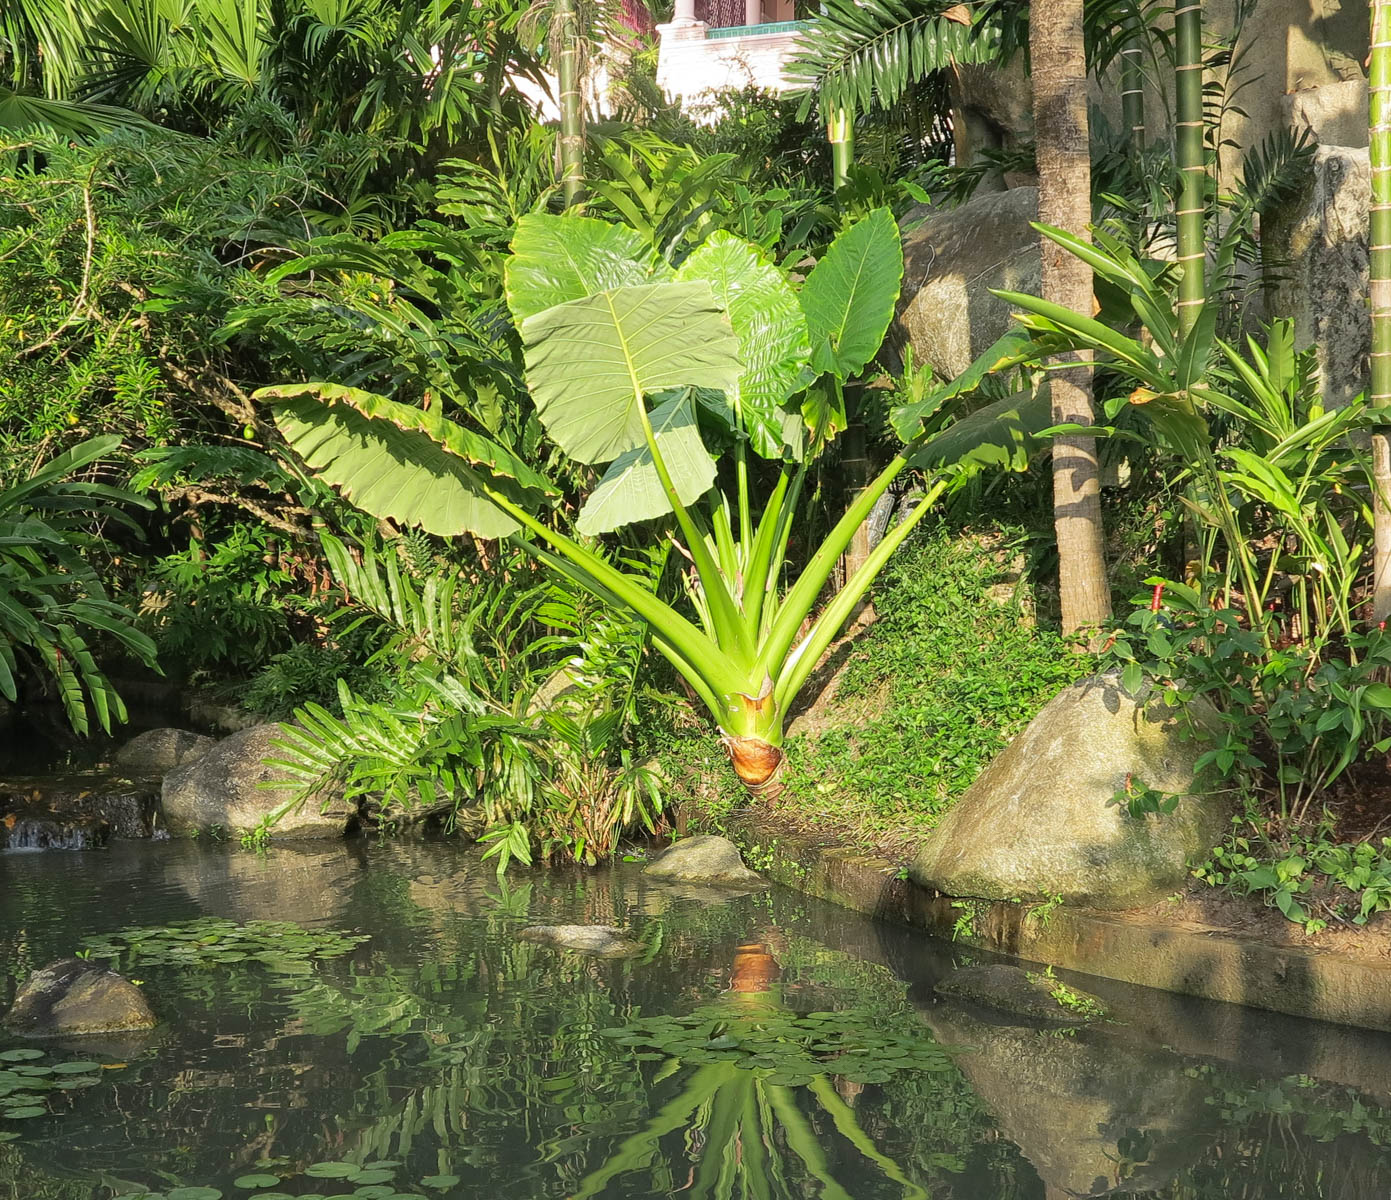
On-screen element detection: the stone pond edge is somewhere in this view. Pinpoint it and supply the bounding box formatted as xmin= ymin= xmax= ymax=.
xmin=720 ymin=815 xmax=1391 ymax=1035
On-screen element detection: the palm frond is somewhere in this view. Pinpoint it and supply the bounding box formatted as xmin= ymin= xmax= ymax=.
xmin=787 ymin=0 xmax=1002 ymax=121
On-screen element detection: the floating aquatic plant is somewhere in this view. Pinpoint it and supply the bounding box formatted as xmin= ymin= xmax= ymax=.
xmin=0 ymin=1046 xmax=125 ymax=1129
xmin=78 ymin=918 xmax=369 ymax=973
xmin=110 ymin=1156 xmax=448 ymax=1200
xmin=600 ymin=1006 xmax=954 ymax=1086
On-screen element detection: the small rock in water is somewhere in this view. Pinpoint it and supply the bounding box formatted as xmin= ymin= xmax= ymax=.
xmin=4 ymin=958 xmax=157 ymax=1036
xmin=935 ymin=964 xmax=1108 ymax=1026
xmin=0 ymin=812 xmax=109 ymax=851
xmin=518 ymin=925 xmax=642 ymax=958
xmin=644 ymin=835 xmax=766 ymax=888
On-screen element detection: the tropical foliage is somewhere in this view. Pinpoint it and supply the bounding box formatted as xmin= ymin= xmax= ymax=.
xmin=0 ymin=436 xmax=156 ymax=734
xmin=263 ymin=209 xmax=1045 ymax=792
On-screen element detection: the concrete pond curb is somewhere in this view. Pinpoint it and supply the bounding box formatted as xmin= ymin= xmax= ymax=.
xmin=720 ymin=815 xmax=1391 ymax=1035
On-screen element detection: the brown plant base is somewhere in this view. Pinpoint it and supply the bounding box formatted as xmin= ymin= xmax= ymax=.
xmin=723 ymin=735 xmax=784 ymax=797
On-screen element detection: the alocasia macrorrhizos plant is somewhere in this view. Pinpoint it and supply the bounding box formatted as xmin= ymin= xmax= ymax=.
xmin=261 ymin=209 xmax=1043 ymax=792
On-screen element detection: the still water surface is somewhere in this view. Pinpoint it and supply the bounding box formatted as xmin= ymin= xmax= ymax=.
xmin=3 ymin=839 xmax=1391 ymax=1200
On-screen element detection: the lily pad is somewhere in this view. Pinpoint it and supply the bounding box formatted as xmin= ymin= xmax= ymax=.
xmin=305 ymin=1162 xmax=360 ymax=1179
xmin=233 ymin=1175 xmax=282 ymax=1189
xmin=2 ymin=1106 xmax=45 ymax=1119
xmin=0 ymin=1050 xmax=43 ymax=1062
xmin=51 ymin=1061 xmax=101 ymax=1074
xmin=419 ymin=1177 xmax=460 ymax=1191
xmin=167 ymin=1189 xmax=224 ymax=1200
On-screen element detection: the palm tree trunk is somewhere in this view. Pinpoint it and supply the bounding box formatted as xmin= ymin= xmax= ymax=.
xmin=1372 ymin=0 xmax=1391 ymax=620
xmin=1174 ymin=1 xmax=1205 ymax=336
xmin=1032 ymin=0 xmax=1111 ymax=641
xmin=556 ymin=0 xmax=585 ymax=207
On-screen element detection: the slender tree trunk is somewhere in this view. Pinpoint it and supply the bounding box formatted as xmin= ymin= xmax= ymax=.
xmin=1174 ymin=1 xmax=1206 ymax=583
xmin=556 ymin=0 xmax=584 ymax=207
xmin=1032 ymin=0 xmax=1111 ymax=641
xmin=829 ymin=106 xmax=854 ymax=189
xmin=1174 ymin=1 xmax=1205 ymax=336
xmin=1372 ymin=1 xmax=1391 ymax=620
xmin=1120 ymin=8 xmax=1146 ymax=145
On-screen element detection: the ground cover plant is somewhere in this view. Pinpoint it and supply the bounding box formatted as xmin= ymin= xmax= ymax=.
xmin=657 ymin=522 xmax=1088 ymax=855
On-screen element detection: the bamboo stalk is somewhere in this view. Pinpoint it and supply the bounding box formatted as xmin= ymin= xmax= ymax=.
xmin=829 ymin=106 xmax=854 ymax=189
xmin=1174 ymin=0 xmax=1205 ymax=337
xmin=555 ymin=0 xmax=584 ymax=207
xmin=1120 ymin=18 xmax=1146 ymax=145
xmin=1372 ymin=0 xmax=1391 ymax=619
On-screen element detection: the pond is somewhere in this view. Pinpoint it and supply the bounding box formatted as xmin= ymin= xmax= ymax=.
xmin=3 ymin=840 xmax=1391 ymax=1200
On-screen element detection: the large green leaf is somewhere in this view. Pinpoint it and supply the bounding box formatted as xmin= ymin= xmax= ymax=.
xmin=575 ymin=392 xmax=717 ymax=535
xmin=909 ymin=384 xmax=1054 ymax=475
xmin=799 ymin=207 xmax=903 ymax=380
xmin=675 ymin=233 xmax=811 ymax=459
xmin=263 ymin=383 xmax=555 ymax=539
xmin=505 ymin=213 xmax=670 ymax=323
xmin=519 ymin=281 xmax=741 ymax=465
xmin=892 ymin=328 xmax=1036 ymax=441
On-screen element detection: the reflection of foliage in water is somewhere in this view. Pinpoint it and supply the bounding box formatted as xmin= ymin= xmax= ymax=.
xmin=7 ymin=850 xmax=1391 ymax=1200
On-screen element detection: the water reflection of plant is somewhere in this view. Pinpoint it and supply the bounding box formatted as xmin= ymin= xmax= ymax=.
xmin=570 ymin=943 xmax=945 ymax=1200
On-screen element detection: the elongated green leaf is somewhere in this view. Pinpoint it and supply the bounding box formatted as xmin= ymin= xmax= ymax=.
xmin=786 ymin=0 xmax=1001 ymax=120
xmin=892 ymin=328 xmax=1035 ymax=441
xmin=909 ymin=385 xmax=1053 ymax=474
xmin=1176 ymin=298 xmax=1218 ymax=390
xmin=262 ymin=383 xmax=556 ymax=539
xmin=995 ymin=289 xmax=1167 ymax=384
xmin=505 ymin=213 xmax=670 ymax=323
xmin=519 ymin=282 xmax=741 ymax=465
xmin=799 ymin=207 xmax=902 ymax=379
xmin=575 ymin=393 xmax=716 ymax=535
xmin=675 ymin=233 xmax=811 ymax=458
xmin=0 ymin=88 xmax=148 ymax=138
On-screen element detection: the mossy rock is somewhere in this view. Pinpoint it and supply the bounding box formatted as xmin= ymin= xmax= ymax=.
xmin=910 ymin=673 xmax=1230 ymax=909
xmin=4 ymin=958 xmax=156 ymax=1037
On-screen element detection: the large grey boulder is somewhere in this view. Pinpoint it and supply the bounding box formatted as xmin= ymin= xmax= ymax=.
xmin=1265 ymin=145 xmax=1370 ymax=410
xmin=4 ymin=959 xmax=156 ymax=1036
xmin=161 ymin=724 xmax=355 ymax=840
xmin=114 ymin=728 xmax=215 ymax=778
xmin=897 ymin=187 xmax=1039 ymax=381
xmin=644 ymin=835 xmax=766 ymax=888
xmin=518 ymin=925 xmax=642 ymax=958
xmin=910 ymin=674 xmax=1229 ymax=909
